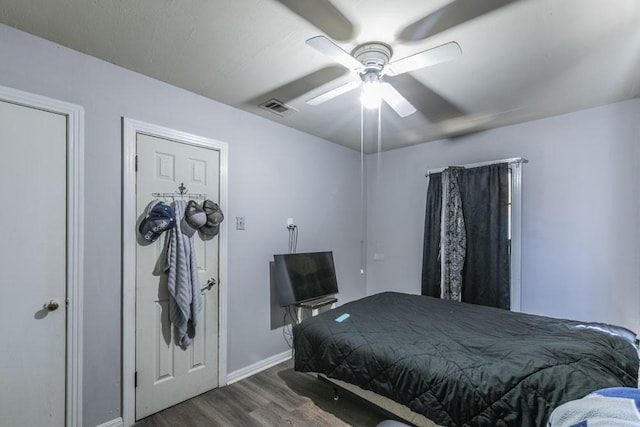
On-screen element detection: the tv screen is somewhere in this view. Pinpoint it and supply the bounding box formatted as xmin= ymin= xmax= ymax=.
xmin=273 ymin=251 xmax=339 ymax=307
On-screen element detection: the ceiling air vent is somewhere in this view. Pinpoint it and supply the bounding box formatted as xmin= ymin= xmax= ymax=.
xmin=259 ymin=99 xmax=296 ymax=117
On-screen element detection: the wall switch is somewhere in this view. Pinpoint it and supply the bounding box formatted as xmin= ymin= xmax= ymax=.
xmin=236 ymin=216 xmax=245 ymax=230
xmin=287 ymin=218 xmax=294 ymax=227
xmin=373 ymin=253 xmax=385 ymax=262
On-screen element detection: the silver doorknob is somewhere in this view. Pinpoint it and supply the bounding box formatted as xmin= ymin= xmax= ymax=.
xmin=201 ymin=277 xmax=216 ymax=292
xmin=45 ymin=299 xmax=60 ymax=311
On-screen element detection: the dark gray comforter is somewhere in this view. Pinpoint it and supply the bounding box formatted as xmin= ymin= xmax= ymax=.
xmin=293 ymin=292 xmax=638 ymax=426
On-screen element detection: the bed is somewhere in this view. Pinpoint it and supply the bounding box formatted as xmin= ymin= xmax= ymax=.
xmin=293 ymin=292 xmax=639 ymax=426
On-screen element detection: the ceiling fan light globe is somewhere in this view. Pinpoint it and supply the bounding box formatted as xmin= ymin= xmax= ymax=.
xmin=362 ymin=96 xmax=381 ymax=110
xmin=361 ymin=81 xmax=382 ymax=109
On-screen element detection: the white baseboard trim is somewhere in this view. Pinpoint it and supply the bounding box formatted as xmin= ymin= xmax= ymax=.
xmin=226 ymin=350 xmax=292 ymax=385
xmin=95 ymin=417 xmax=123 ymax=427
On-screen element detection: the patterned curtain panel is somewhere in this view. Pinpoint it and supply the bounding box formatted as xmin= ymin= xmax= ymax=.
xmin=440 ymin=167 xmax=466 ymax=301
xmin=421 ymin=173 xmax=442 ymax=297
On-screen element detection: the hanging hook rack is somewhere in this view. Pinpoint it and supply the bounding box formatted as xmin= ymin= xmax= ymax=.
xmin=152 ymin=182 xmax=207 ymax=199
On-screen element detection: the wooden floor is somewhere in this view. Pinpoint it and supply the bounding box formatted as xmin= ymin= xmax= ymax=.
xmin=134 ymin=359 xmax=393 ymax=427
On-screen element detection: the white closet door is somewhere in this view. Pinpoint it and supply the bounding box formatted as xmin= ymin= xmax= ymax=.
xmin=0 ymin=100 xmax=67 ymax=426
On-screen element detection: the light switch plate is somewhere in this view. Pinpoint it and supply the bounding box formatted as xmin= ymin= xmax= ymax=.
xmin=236 ymin=216 xmax=245 ymax=230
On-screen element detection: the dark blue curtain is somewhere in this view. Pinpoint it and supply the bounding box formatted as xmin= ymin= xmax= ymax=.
xmin=421 ymin=173 xmax=442 ymax=297
xmin=458 ymin=164 xmax=510 ymax=309
xmin=421 ymin=164 xmax=510 ymax=309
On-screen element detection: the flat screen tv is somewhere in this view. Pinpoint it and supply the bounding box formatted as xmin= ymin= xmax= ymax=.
xmin=273 ymin=251 xmax=339 ymax=307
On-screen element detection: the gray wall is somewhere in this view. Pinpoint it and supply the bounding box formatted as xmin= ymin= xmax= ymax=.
xmin=0 ymin=25 xmax=365 ymax=426
xmin=4 ymin=22 xmax=639 ymax=427
xmin=366 ymin=99 xmax=640 ymax=333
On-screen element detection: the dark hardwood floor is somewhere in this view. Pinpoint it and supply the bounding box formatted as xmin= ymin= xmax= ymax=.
xmin=134 ymin=359 xmax=392 ymax=426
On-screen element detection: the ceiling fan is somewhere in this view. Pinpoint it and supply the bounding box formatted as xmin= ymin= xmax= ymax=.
xmin=305 ymin=35 xmax=462 ymax=117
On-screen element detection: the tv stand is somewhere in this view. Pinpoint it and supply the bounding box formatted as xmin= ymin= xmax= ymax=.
xmin=296 ymin=296 xmax=337 ymax=320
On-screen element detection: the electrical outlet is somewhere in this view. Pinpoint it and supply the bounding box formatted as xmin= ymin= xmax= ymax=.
xmin=236 ymin=216 xmax=245 ymax=230
xmin=287 ymin=218 xmax=294 ymax=227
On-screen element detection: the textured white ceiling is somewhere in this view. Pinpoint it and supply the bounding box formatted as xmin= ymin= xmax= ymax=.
xmin=1 ymin=0 xmax=639 ymax=152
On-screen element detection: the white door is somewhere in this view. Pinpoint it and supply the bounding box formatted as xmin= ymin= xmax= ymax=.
xmin=0 ymin=100 xmax=67 ymax=425
xmin=135 ymin=133 xmax=221 ymax=419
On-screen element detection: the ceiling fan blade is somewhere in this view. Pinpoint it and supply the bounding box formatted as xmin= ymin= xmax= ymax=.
xmin=306 ymin=36 xmax=363 ymax=70
xmin=248 ymin=66 xmax=348 ymax=108
xmin=306 ymin=80 xmax=360 ymax=106
xmin=274 ymin=0 xmax=355 ymax=41
xmin=379 ymin=83 xmax=417 ymax=117
xmin=386 ymin=74 xmax=466 ymax=123
xmin=397 ymin=0 xmax=519 ymax=42
xmin=384 ymin=42 xmax=462 ymax=77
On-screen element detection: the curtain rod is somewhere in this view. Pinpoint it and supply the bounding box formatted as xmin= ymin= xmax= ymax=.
xmin=425 ymin=157 xmax=528 ymax=177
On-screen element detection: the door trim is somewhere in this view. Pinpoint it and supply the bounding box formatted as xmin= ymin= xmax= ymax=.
xmin=0 ymin=85 xmax=84 ymax=427
xmin=122 ymin=118 xmax=229 ymax=426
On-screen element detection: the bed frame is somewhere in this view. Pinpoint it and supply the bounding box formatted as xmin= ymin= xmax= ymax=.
xmin=318 ymin=374 xmax=440 ymax=427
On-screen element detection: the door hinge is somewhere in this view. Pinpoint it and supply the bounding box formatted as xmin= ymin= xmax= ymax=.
xmin=135 ymin=155 xmax=138 ymax=172
xmin=134 ymin=371 xmax=138 ymax=388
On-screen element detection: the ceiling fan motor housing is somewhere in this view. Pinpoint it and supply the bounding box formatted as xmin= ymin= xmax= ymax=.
xmin=353 ymin=42 xmax=392 ymax=82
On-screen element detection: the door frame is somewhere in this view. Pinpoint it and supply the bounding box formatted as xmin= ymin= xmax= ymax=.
xmin=122 ymin=118 xmax=229 ymax=426
xmin=0 ymin=85 xmax=84 ymax=427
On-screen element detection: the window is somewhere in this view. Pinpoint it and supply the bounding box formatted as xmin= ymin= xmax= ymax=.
xmin=424 ymin=158 xmax=524 ymax=311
